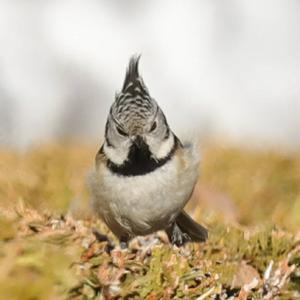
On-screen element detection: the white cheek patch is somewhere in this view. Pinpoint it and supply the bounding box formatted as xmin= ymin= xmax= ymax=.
xmin=151 ymin=134 xmax=175 ymax=160
xmin=103 ymin=142 xmax=128 ymax=165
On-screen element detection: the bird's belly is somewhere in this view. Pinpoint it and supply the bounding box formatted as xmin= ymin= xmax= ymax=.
xmin=92 ymin=157 xmax=197 ymax=236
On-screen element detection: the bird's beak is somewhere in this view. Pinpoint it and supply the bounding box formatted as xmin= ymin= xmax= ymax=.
xmin=133 ymin=135 xmax=145 ymax=148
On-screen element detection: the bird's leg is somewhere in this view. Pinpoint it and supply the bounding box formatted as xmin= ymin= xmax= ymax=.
xmin=92 ymin=228 xmax=114 ymax=252
xmin=92 ymin=228 xmax=110 ymax=242
xmin=119 ymin=235 xmax=130 ymax=249
xmin=166 ymin=222 xmax=190 ymax=247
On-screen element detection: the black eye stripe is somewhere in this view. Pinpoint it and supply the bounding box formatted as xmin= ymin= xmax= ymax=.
xmin=164 ymin=127 xmax=170 ymax=139
xmin=116 ymin=126 xmax=128 ymax=136
xmin=150 ymin=121 xmax=157 ymax=132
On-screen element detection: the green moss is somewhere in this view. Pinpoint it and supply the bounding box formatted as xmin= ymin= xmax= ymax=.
xmin=0 ymin=144 xmax=300 ymax=299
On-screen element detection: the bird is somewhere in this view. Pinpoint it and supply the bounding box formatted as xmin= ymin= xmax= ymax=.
xmin=89 ymin=55 xmax=208 ymax=247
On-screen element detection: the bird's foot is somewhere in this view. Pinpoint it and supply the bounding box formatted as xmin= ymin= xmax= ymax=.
xmin=166 ymin=223 xmax=190 ymax=247
xmin=119 ymin=235 xmax=130 ymax=249
xmin=92 ymin=228 xmax=114 ymax=252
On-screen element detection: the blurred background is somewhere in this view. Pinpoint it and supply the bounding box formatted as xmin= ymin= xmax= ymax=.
xmin=0 ymin=0 xmax=300 ymax=149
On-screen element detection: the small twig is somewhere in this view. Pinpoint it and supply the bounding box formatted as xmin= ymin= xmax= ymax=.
xmin=264 ymin=260 xmax=274 ymax=281
xmin=196 ymin=287 xmax=215 ymax=300
xmin=263 ymin=258 xmax=296 ymax=299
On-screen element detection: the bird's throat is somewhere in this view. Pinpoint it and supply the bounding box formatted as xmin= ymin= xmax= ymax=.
xmin=104 ymin=137 xmax=179 ymax=176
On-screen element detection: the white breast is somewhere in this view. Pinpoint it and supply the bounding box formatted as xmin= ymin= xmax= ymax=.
xmin=89 ymin=142 xmax=200 ymax=237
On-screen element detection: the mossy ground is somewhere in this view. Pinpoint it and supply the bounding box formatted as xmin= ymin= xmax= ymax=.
xmin=0 ymin=143 xmax=299 ymax=299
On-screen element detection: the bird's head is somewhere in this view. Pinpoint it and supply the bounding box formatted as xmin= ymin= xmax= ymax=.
xmin=103 ymin=55 xmax=177 ymax=167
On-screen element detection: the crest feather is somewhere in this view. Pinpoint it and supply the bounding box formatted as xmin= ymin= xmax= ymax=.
xmin=111 ymin=55 xmax=158 ymax=134
xmin=122 ymin=54 xmax=142 ymax=91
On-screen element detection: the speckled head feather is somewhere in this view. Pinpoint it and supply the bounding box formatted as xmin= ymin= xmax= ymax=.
xmin=111 ymin=55 xmax=158 ymax=135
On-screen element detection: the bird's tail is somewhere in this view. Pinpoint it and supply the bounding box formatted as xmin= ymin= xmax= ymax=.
xmin=176 ymin=211 xmax=208 ymax=242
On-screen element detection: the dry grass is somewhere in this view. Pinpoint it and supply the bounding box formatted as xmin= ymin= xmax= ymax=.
xmin=0 ymin=143 xmax=299 ymax=299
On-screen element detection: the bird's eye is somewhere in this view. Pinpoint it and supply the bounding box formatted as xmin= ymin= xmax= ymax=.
xmin=116 ymin=126 xmax=128 ymax=137
xmin=150 ymin=121 xmax=157 ymax=132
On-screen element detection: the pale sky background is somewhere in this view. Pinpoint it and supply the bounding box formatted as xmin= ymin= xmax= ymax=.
xmin=0 ymin=0 xmax=300 ymax=149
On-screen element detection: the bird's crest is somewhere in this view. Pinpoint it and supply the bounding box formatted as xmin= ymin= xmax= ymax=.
xmin=122 ymin=55 xmax=141 ymax=91
xmin=111 ymin=55 xmax=158 ymax=134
